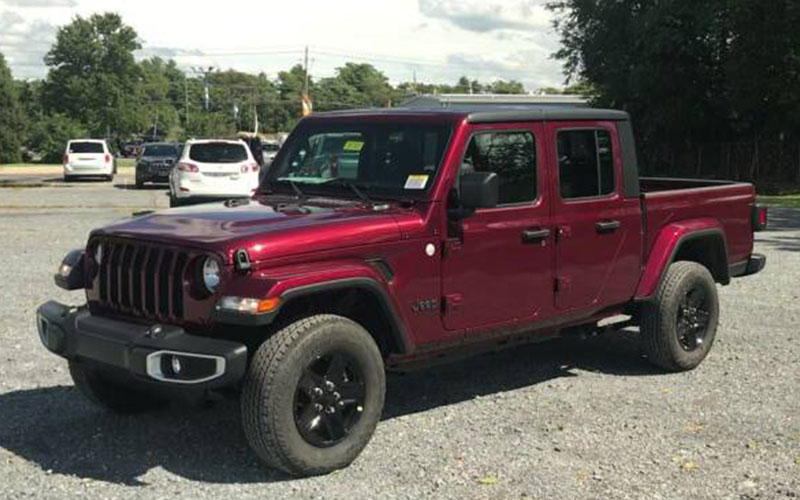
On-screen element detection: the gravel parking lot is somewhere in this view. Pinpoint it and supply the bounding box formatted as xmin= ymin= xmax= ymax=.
xmin=0 ymin=181 xmax=797 ymax=500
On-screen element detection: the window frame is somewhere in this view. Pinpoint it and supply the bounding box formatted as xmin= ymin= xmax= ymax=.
xmin=458 ymin=128 xmax=541 ymax=209
xmin=555 ymin=126 xmax=619 ymax=203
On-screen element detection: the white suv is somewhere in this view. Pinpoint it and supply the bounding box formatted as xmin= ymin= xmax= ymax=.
xmin=63 ymin=139 xmax=116 ymax=182
xmin=169 ymin=139 xmax=260 ymax=207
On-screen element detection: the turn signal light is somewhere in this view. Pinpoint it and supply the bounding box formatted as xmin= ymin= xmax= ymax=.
xmin=216 ymin=296 xmax=281 ymax=315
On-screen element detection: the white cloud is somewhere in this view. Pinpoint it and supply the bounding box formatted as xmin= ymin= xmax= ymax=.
xmin=1 ymin=0 xmax=566 ymax=89
xmin=419 ymin=0 xmax=551 ymax=32
xmin=0 ymin=0 xmax=77 ymax=7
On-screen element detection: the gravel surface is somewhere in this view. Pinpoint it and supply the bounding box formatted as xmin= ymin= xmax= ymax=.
xmin=0 ymin=183 xmax=797 ymax=500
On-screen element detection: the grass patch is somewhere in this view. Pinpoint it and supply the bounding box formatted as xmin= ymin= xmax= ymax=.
xmin=1 ymin=158 xmax=135 ymax=169
xmin=758 ymin=194 xmax=800 ymax=208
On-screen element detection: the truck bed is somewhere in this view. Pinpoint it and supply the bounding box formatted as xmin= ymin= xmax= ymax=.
xmin=640 ymin=177 xmax=756 ymax=268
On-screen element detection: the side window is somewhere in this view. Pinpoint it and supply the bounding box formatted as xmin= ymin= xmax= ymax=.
xmin=557 ymin=129 xmax=615 ymax=199
xmin=462 ymin=131 xmax=537 ymax=205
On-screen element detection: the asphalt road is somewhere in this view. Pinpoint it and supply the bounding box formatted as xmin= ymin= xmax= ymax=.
xmin=0 ymin=182 xmax=797 ymax=500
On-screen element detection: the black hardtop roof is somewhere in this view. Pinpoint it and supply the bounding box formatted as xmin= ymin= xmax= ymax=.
xmin=307 ymin=106 xmax=630 ymax=123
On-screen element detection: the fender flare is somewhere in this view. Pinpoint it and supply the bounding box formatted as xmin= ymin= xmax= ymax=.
xmin=277 ymin=277 xmax=413 ymax=355
xmin=635 ymin=220 xmax=729 ymax=301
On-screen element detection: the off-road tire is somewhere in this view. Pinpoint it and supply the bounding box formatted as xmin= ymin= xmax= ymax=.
xmin=242 ymin=314 xmax=385 ymax=477
xmin=69 ymin=361 xmax=165 ymax=414
xmin=641 ymin=261 xmax=719 ymax=372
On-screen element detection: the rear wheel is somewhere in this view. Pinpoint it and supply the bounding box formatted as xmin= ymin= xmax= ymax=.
xmin=640 ymin=261 xmax=719 ymax=371
xmin=242 ymin=314 xmax=385 ymax=476
xmin=69 ymin=361 xmax=165 ymax=414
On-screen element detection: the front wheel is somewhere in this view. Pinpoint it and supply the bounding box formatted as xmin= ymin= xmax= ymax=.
xmin=640 ymin=261 xmax=719 ymax=372
xmin=241 ymin=314 xmax=385 ymax=476
xmin=69 ymin=361 xmax=165 ymax=414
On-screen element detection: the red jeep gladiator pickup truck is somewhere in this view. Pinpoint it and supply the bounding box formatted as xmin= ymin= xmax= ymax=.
xmin=37 ymin=107 xmax=767 ymax=476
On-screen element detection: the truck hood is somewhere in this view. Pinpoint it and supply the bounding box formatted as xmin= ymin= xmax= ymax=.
xmin=93 ymin=198 xmax=408 ymax=263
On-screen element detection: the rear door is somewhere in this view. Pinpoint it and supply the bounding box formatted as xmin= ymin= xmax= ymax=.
xmin=546 ymin=122 xmax=641 ymax=311
xmin=442 ymin=122 xmax=555 ymax=332
xmin=191 ymin=142 xmax=250 ymax=182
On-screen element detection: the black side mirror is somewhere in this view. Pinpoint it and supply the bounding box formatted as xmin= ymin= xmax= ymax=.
xmin=460 ymin=171 xmax=499 ymax=209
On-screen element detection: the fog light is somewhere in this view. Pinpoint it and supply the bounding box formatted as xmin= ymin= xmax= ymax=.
xmin=58 ymin=263 xmax=72 ymax=277
xmin=171 ymin=355 xmax=182 ymax=375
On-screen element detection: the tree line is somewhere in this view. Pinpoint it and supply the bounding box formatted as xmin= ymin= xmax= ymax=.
xmin=0 ymin=13 xmax=529 ymax=164
xmin=549 ymin=0 xmax=800 ymax=188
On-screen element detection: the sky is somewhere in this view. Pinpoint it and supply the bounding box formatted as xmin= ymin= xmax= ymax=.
xmin=0 ymin=0 xmax=567 ymax=90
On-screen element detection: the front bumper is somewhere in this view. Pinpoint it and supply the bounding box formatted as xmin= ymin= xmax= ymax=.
xmin=36 ymin=301 xmax=247 ymax=389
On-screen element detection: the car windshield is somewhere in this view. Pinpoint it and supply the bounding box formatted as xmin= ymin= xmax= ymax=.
xmin=264 ymin=143 xmax=280 ymax=152
xmin=263 ymin=122 xmax=452 ymax=200
xmin=69 ymin=142 xmax=104 ymax=154
xmin=143 ymin=145 xmax=178 ymax=157
xmin=189 ymin=143 xmax=248 ymax=163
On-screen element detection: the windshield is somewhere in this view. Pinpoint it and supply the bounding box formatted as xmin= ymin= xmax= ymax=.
xmin=263 ymin=143 xmax=280 ymax=152
xmin=143 ymin=144 xmax=178 ymax=157
xmin=264 ymin=122 xmax=451 ymax=199
xmin=69 ymin=142 xmax=104 ymax=154
xmin=189 ymin=142 xmax=248 ymax=163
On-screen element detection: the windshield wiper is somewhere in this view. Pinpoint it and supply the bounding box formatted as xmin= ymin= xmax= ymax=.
xmin=323 ymin=178 xmax=373 ymax=206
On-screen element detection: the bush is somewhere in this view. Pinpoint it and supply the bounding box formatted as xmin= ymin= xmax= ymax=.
xmin=27 ymin=114 xmax=88 ymax=163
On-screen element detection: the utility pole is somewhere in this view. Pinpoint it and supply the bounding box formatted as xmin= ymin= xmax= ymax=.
xmin=184 ymin=74 xmax=189 ymax=126
xmin=303 ymin=45 xmax=309 ymax=98
xmin=192 ymin=66 xmax=214 ymax=111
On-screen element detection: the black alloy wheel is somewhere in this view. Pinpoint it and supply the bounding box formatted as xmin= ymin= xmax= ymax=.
xmin=293 ymin=351 xmax=366 ymax=447
xmin=676 ymin=286 xmax=711 ymax=351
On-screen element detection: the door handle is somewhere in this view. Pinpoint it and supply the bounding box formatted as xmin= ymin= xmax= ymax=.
xmin=522 ymin=228 xmax=551 ymax=243
xmin=595 ymin=220 xmax=621 ymax=233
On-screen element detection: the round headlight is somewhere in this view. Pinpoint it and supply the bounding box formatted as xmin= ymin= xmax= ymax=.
xmin=202 ymin=258 xmax=221 ymax=293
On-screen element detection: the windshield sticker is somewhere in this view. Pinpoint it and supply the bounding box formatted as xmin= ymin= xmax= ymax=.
xmin=342 ymin=141 xmax=364 ymax=152
xmin=404 ymin=174 xmax=429 ymax=190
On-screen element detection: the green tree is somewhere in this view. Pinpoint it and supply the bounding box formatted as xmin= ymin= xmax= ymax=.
xmin=0 ymin=52 xmax=24 ymax=163
xmin=28 ymin=114 xmax=88 ymax=163
xmin=42 ymin=12 xmax=142 ymax=138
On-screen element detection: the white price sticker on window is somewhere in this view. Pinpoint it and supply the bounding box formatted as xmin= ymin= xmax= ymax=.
xmin=404 ymin=174 xmax=429 ymax=190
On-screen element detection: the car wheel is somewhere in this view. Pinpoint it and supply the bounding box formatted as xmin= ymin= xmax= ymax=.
xmin=104 ymin=175 xmax=114 ymax=182
xmin=135 ymin=178 xmax=145 ymax=189
xmin=640 ymin=261 xmax=719 ymax=372
xmin=169 ymin=195 xmax=183 ymax=208
xmin=69 ymin=361 xmax=165 ymax=414
xmin=64 ymin=175 xmax=73 ymax=183
xmin=241 ymin=314 xmax=385 ymax=477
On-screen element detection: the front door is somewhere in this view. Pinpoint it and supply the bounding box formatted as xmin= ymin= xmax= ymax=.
xmin=547 ymin=122 xmax=642 ymax=311
xmin=442 ymin=123 xmax=555 ymax=332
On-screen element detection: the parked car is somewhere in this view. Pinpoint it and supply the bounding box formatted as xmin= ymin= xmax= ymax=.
xmin=261 ymin=140 xmax=281 ymax=166
xmin=168 ymin=139 xmax=260 ymax=207
xmin=62 ymin=139 xmax=116 ymax=182
xmin=135 ymin=142 xmax=182 ymax=188
xmin=38 ymin=107 xmax=767 ymax=477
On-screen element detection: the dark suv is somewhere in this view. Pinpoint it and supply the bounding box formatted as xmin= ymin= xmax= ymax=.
xmin=135 ymin=142 xmax=182 ymax=188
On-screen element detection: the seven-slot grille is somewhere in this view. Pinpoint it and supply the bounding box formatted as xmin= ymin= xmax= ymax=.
xmin=91 ymin=238 xmax=193 ymax=320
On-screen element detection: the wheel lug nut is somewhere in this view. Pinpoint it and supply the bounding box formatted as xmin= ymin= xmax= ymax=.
xmin=324 ymin=380 xmax=335 ymax=390
xmin=312 ymin=387 xmax=323 ymax=397
xmin=326 ymin=406 xmax=335 ymax=414
xmin=338 ymin=400 xmax=345 ymax=407
xmin=313 ymin=403 xmax=323 ymax=412
xmin=333 ymin=391 xmax=341 ymax=400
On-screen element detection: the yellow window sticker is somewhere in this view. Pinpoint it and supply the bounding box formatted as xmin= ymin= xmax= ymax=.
xmin=404 ymin=174 xmax=429 ymax=190
xmin=342 ymin=141 xmax=364 ymax=152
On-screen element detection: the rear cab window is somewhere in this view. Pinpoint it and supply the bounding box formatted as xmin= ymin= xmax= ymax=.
xmin=189 ymin=143 xmax=249 ymax=163
xmin=69 ymin=142 xmax=105 ymax=154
